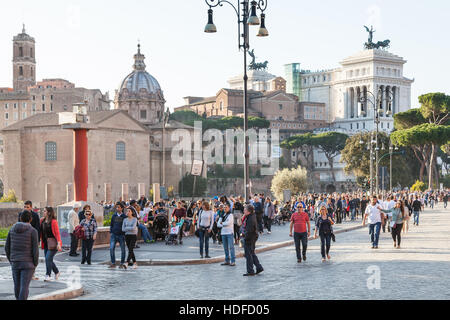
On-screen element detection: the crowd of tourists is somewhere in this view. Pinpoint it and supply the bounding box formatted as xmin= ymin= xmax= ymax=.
xmin=4 ymin=189 xmax=448 ymax=299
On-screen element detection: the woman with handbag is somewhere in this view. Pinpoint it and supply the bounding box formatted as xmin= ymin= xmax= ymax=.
xmin=313 ymin=205 xmax=335 ymax=262
xmin=79 ymin=210 xmax=97 ymax=265
xmin=378 ymin=201 xmax=405 ymax=248
xmin=40 ymin=207 xmax=62 ymax=282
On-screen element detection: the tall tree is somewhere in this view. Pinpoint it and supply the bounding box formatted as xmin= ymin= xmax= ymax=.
xmin=394 ymin=108 xmax=429 ymax=181
xmin=391 ymin=123 xmax=450 ymax=188
xmin=281 ymin=133 xmax=315 ymax=186
xmin=418 ymin=93 xmax=450 ymax=187
xmin=312 ymin=132 xmax=349 ymax=183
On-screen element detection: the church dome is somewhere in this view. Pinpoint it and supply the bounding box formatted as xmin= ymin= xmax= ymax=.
xmin=120 ymin=70 xmax=161 ymax=94
xmin=118 ymin=44 xmax=163 ymax=95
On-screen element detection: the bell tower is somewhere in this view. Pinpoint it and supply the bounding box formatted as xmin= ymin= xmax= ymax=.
xmin=12 ymin=24 xmax=36 ymax=92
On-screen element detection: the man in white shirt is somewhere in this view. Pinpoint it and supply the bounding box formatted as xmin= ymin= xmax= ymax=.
xmin=363 ymin=196 xmax=384 ymax=249
xmin=384 ymin=196 xmax=396 ymax=233
xmin=68 ymin=203 xmax=81 ymax=256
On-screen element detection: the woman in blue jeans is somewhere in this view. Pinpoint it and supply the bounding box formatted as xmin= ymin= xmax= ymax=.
xmin=314 ymin=205 xmax=335 ymax=262
xmin=40 ymin=207 xmax=62 ymax=282
xmin=197 ymin=201 xmax=214 ymax=259
xmin=218 ymin=203 xmax=236 ymax=266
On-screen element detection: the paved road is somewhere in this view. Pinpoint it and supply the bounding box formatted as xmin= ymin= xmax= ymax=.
xmin=1 ymin=205 xmax=448 ymax=300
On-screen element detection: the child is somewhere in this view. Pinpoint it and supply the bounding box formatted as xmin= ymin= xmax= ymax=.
xmin=168 ymin=221 xmax=180 ymax=243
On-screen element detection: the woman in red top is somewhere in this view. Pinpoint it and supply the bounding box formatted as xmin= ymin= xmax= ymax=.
xmin=40 ymin=207 xmax=62 ymax=282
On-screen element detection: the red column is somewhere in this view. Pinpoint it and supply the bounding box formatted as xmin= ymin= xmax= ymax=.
xmin=74 ymin=129 xmax=88 ymax=201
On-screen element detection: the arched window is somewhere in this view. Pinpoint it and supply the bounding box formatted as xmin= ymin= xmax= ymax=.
xmin=19 ymin=66 xmax=23 ymax=76
xmin=45 ymin=142 xmax=57 ymax=161
xmin=116 ymin=142 xmax=126 ymax=160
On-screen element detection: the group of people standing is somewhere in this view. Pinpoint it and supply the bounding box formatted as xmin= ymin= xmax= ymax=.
xmin=4 ymin=200 xmax=95 ymax=300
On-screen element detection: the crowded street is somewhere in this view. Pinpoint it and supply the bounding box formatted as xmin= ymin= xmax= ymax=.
xmin=1 ymin=203 xmax=447 ymax=300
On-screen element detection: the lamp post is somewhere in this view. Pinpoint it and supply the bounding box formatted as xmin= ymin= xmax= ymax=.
xmin=359 ymin=87 xmax=394 ymax=195
xmin=204 ymin=0 xmax=268 ymax=203
xmin=377 ymin=140 xmax=401 ymax=192
xmin=359 ymin=129 xmax=376 ymax=195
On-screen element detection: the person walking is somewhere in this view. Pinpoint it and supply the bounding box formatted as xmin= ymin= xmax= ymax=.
xmin=5 ymin=211 xmax=39 ymax=300
xmin=402 ymin=198 xmax=411 ymax=233
xmin=379 ymin=200 xmax=405 ymax=248
xmin=68 ymin=203 xmax=81 ymax=256
xmin=197 ymin=201 xmax=214 ymax=259
xmin=349 ymin=196 xmax=357 ymax=221
xmin=218 ymin=203 xmax=235 ymax=266
xmin=233 ymin=199 xmax=244 ymax=246
xmin=18 ymin=200 xmax=40 ymax=281
xmin=122 ymin=207 xmax=138 ymax=269
xmin=362 ymin=196 xmax=384 ymax=249
xmin=253 ymin=196 xmax=264 ymax=234
xmin=109 ymin=202 xmax=127 ymax=269
xmin=412 ymin=196 xmax=422 ymax=226
xmin=40 ymin=207 xmax=62 ymax=281
xmin=314 ymin=205 xmax=335 ymax=262
xmin=289 ymin=204 xmax=311 ymax=263
xmin=263 ymin=197 xmax=275 ymax=234
xmin=443 ymin=193 xmax=448 ymax=209
xmin=241 ymin=204 xmax=263 ymax=276
xmin=79 ymin=210 xmax=97 ymax=265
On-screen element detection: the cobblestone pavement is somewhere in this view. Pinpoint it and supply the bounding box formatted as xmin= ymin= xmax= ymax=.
xmin=0 ymin=205 xmax=448 ymax=300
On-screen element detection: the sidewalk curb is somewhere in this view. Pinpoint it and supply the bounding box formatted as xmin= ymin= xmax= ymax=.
xmin=29 ymin=283 xmax=84 ymax=301
xmin=99 ymin=224 xmax=366 ymax=266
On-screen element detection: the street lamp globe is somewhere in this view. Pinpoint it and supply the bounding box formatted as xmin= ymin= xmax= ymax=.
xmin=204 ymin=9 xmax=217 ymax=33
xmin=256 ymin=13 xmax=269 ymax=37
xmin=247 ymin=1 xmax=260 ymax=25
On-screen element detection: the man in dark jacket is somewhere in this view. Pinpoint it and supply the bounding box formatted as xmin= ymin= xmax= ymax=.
xmin=109 ymin=202 xmax=127 ymax=269
xmin=241 ymin=204 xmax=263 ymax=276
xmin=6 ymin=210 xmax=39 ymax=300
xmin=18 ymin=200 xmax=40 ymax=235
xmin=253 ymin=196 xmax=264 ymax=234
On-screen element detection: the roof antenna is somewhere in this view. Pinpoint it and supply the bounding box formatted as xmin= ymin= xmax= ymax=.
xmin=137 ymin=39 xmax=141 ymax=54
xmin=22 ymin=23 xmax=26 ymax=34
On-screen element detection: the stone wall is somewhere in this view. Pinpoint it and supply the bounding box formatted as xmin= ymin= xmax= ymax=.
xmin=0 ymin=208 xmax=21 ymax=228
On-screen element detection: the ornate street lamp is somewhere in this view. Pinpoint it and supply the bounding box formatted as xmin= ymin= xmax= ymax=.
xmin=359 ymin=87 xmax=394 ymax=195
xmin=204 ymin=0 xmax=269 ymax=202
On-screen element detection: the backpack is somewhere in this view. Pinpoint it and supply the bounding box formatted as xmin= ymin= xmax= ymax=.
xmin=74 ymin=224 xmax=86 ymax=240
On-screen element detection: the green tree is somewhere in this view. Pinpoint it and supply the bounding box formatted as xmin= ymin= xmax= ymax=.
xmin=281 ymin=133 xmax=315 ymax=185
xmin=394 ymin=109 xmax=430 ymax=181
xmin=341 ymin=132 xmax=419 ymax=189
xmin=391 ymin=123 xmax=450 ymax=189
xmin=312 ymin=132 xmax=349 ymax=183
xmin=419 ymin=93 xmax=450 ymax=188
xmin=270 ymin=166 xmax=309 ymax=200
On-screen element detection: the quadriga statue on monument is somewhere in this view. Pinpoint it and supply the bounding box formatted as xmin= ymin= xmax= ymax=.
xmin=364 ymin=25 xmax=390 ymax=50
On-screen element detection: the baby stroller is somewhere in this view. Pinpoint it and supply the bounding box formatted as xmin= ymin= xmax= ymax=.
xmin=273 ymin=213 xmax=285 ymax=226
xmin=153 ymin=213 xmax=169 ymax=241
xmin=165 ymin=219 xmax=184 ymax=245
xmin=280 ymin=207 xmax=291 ymax=222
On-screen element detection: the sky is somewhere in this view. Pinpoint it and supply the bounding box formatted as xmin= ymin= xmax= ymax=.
xmin=0 ymin=0 xmax=449 ymax=110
